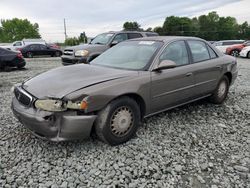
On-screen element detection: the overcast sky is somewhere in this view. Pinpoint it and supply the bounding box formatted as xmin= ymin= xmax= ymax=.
xmin=0 ymin=0 xmax=249 ymax=42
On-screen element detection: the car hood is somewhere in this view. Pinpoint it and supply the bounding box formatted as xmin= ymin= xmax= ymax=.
xmin=22 ymin=64 xmax=137 ymax=99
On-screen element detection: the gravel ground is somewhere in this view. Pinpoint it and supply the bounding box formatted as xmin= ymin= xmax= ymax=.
xmin=0 ymin=57 xmax=249 ymax=188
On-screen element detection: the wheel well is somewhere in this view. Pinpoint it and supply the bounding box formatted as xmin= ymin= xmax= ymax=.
xmin=224 ymin=72 xmax=232 ymax=84
xmin=115 ymin=93 xmax=146 ymax=119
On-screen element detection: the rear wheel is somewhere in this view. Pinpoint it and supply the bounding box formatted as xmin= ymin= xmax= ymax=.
xmin=230 ymin=50 xmax=239 ymax=57
xmin=209 ymin=75 xmax=229 ymax=104
xmin=55 ymin=51 xmax=61 ymax=57
xmin=95 ymin=97 xmax=140 ymax=145
xmin=26 ymin=52 xmax=33 ymax=58
xmin=247 ymin=52 xmax=250 ymax=59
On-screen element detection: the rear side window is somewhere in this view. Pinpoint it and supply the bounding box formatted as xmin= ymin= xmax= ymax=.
xmin=160 ymin=41 xmax=189 ymax=66
xmin=128 ymin=33 xmax=143 ymax=39
xmin=40 ymin=45 xmax=47 ymax=50
xmin=187 ymin=41 xmax=210 ymax=63
xmin=13 ymin=42 xmax=22 ymax=46
xmin=207 ymin=45 xmax=217 ymax=59
xmin=145 ymin=33 xmax=159 ymax=37
xmin=223 ymin=41 xmax=244 ymax=45
xmin=29 ymin=45 xmax=40 ymax=50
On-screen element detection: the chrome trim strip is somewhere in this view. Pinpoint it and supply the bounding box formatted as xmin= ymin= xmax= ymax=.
xmin=145 ymin=94 xmax=211 ymax=118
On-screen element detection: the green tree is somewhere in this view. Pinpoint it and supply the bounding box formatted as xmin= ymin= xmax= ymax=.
xmin=153 ymin=26 xmax=164 ymax=35
xmin=0 ymin=18 xmax=41 ymax=42
xmin=238 ymin=21 xmax=250 ymax=39
xmin=162 ymin=16 xmax=194 ymax=36
xmin=64 ymin=37 xmax=80 ymax=46
xmin=217 ymin=16 xmax=238 ymax=40
xmin=79 ymin=32 xmax=88 ymax=43
xmin=198 ymin=12 xmax=220 ymax=40
xmin=123 ymin=22 xmax=142 ymax=31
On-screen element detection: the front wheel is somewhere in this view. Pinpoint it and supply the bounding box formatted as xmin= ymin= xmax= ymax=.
xmin=230 ymin=50 xmax=239 ymax=57
xmin=247 ymin=52 xmax=250 ymax=59
xmin=209 ymin=76 xmax=229 ymax=104
xmin=94 ymin=97 xmax=140 ymax=145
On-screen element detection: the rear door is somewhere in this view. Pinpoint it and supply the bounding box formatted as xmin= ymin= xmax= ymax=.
xmin=39 ymin=44 xmax=51 ymax=56
xmin=150 ymin=40 xmax=196 ymax=113
xmin=186 ymin=40 xmax=222 ymax=97
xmin=29 ymin=44 xmax=41 ymax=56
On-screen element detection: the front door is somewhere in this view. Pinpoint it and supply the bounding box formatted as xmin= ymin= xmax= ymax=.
xmin=150 ymin=40 xmax=196 ymax=113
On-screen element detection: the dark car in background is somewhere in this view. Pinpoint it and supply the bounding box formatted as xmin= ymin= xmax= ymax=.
xmin=61 ymin=31 xmax=159 ymax=65
xmin=0 ymin=47 xmax=26 ymax=71
xmin=12 ymin=36 xmax=237 ymax=145
xmin=20 ymin=44 xmax=62 ymax=58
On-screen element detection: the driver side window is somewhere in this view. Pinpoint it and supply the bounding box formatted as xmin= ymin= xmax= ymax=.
xmin=113 ymin=34 xmax=128 ymax=43
xmin=159 ymin=41 xmax=189 ymax=66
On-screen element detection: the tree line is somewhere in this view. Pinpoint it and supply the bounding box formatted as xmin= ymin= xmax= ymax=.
xmin=123 ymin=12 xmax=250 ymax=41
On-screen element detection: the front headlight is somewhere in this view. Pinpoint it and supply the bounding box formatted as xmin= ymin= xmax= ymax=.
xmin=75 ymin=50 xmax=89 ymax=57
xmin=34 ymin=99 xmax=88 ymax=112
xmin=35 ymin=99 xmax=66 ymax=112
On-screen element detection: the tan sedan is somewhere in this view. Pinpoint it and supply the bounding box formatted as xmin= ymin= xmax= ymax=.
xmin=12 ymin=36 xmax=238 ymax=145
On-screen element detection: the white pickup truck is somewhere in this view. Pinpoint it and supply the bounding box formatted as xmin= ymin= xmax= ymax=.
xmin=0 ymin=39 xmax=46 ymax=50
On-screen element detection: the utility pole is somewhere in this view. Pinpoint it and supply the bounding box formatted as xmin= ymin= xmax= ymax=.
xmin=64 ymin=18 xmax=67 ymax=41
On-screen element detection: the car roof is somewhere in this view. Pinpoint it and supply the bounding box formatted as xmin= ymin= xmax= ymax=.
xmin=216 ymin=40 xmax=245 ymax=42
xmin=129 ymin=36 xmax=203 ymax=42
xmin=106 ymin=31 xmax=158 ymax=34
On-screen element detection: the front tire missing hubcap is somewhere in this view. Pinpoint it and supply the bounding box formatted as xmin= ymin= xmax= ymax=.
xmin=94 ymin=97 xmax=140 ymax=145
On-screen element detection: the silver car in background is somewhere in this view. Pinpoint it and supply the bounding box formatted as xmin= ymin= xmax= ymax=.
xmin=12 ymin=36 xmax=238 ymax=145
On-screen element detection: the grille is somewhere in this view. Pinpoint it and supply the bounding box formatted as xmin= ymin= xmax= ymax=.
xmin=14 ymin=87 xmax=33 ymax=106
xmin=63 ymin=50 xmax=74 ymax=56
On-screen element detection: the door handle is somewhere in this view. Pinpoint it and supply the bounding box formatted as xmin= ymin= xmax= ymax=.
xmin=186 ymin=73 xmax=193 ymax=77
xmin=216 ymin=65 xmax=222 ymax=69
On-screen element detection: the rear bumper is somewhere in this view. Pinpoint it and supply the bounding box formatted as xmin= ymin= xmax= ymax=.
xmin=11 ymin=97 xmax=96 ymax=141
xmin=4 ymin=58 xmax=26 ymax=68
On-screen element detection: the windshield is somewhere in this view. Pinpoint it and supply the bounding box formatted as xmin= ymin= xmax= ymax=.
xmin=90 ymin=33 xmax=114 ymax=45
xmin=91 ymin=41 xmax=162 ymax=70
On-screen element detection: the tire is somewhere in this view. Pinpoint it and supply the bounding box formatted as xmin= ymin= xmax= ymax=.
xmin=95 ymin=97 xmax=140 ymax=145
xmin=17 ymin=65 xmax=25 ymax=69
xmin=26 ymin=52 xmax=33 ymax=58
xmin=55 ymin=51 xmax=61 ymax=57
xmin=209 ymin=75 xmax=229 ymax=104
xmin=230 ymin=50 xmax=239 ymax=57
xmin=247 ymin=52 xmax=250 ymax=59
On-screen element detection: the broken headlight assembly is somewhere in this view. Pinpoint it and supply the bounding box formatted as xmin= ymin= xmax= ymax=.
xmin=34 ymin=98 xmax=88 ymax=112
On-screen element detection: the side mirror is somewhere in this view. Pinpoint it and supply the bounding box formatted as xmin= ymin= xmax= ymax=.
xmin=110 ymin=40 xmax=119 ymax=47
xmin=153 ymin=60 xmax=177 ymax=71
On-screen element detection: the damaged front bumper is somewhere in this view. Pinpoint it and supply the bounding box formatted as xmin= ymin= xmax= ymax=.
xmin=11 ymin=96 xmax=97 ymax=142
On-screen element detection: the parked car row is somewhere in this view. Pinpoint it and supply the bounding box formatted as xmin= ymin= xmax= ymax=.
xmin=213 ymin=40 xmax=250 ymax=58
